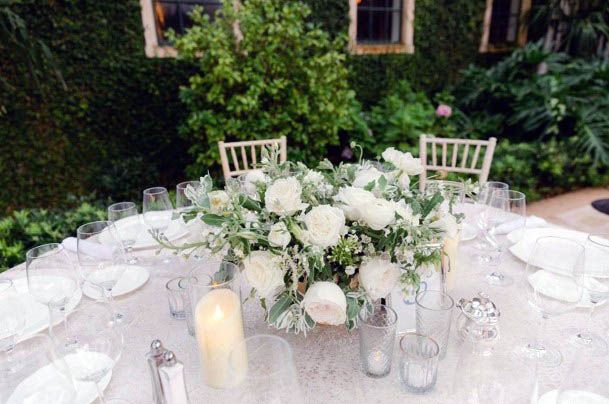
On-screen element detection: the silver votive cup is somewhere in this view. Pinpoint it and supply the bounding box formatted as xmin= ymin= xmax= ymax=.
xmin=178 ymin=277 xmax=195 ymax=337
xmin=358 ymin=303 xmax=398 ymax=378
xmin=399 ymin=333 xmax=440 ymax=394
xmin=415 ymin=290 xmax=454 ymax=359
xmin=166 ymin=277 xmax=186 ymax=320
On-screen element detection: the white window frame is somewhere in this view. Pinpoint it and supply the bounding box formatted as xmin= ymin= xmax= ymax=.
xmin=480 ymin=0 xmax=531 ymax=53
xmin=140 ymin=0 xmax=178 ymax=58
xmin=348 ymin=0 xmax=415 ymax=55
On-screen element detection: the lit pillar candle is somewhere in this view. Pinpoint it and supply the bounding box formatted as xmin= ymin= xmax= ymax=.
xmin=443 ymin=232 xmax=461 ymax=291
xmin=194 ymin=288 xmax=246 ymax=389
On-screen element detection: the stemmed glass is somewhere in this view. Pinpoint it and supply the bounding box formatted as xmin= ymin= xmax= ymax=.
xmin=0 ymin=334 xmax=76 ymax=403
xmin=481 ymin=189 xmax=526 ymax=286
xmin=143 ymin=187 xmax=174 ymax=265
xmin=77 ymin=221 xmax=131 ymax=326
xmin=25 ymin=243 xmax=79 ymax=337
xmin=176 ymin=180 xmax=201 ymax=213
xmin=108 ymin=202 xmax=142 ymax=265
xmin=563 ymin=233 xmax=609 ymax=355
xmin=52 ymin=301 xmax=124 ymax=404
xmin=473 ymin=181 xmax=509 ymax=254
xmin=0 ymin=279 xmax=25 ymax=369
xmin=513 ymin=236 xmax=585 ymax=367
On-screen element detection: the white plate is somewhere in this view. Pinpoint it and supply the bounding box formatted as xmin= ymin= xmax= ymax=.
xmin=82 ymin=265 xmax=149 ymax=299
xmin=99 ymin=214 xmax=189 ymax=250
xmin=538 ymin=389 xmax=609 ymax=404
xmin=460 ymin=223 xmax=477 ymax=242
xmin=7 ymin=352 xmax=112 ymax=404
xmin=9 ymin=277 xmax=82 ymax=342
xmin=538 ymin=390 xmax=558 ymax=404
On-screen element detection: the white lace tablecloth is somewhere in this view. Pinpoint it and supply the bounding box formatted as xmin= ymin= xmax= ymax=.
xmin=6 ymin=232 xmax=604 ymax=403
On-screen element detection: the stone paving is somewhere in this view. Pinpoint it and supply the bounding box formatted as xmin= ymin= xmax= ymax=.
xmin=528 ymin=187 xmax=609 ymax=233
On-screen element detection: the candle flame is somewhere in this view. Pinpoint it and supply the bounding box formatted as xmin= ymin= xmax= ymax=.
xmin=212 ymin=305 xmax=224 ymax=321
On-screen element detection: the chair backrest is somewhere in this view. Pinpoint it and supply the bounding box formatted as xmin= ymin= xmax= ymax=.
xmin=418 ymin=135 xmax=497 ymax=190
xmin=218 ymin=136 xmax=287 ymax=180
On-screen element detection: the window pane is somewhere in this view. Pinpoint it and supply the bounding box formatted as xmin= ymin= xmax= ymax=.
xmin=182 ymin=3 xmax=222 ymax=29
xmin=154 ymin=0 xmax=223 ymax=44
xmin=356 ymin=0 xmax=402 ymax=44
xmin=489 ymin=0 xmax=521 ymax=45
xmin=154 ymin=2 xmax=180 ymax=42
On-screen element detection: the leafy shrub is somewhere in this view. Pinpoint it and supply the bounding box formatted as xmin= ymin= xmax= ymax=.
xmin=0 ymin=202 xmax=105 ymax=270
xmin=173 ymin=0 xmax=360 ymax=176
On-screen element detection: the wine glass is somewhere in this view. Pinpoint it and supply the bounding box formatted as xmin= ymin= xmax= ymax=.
xmin=143 ymin=187 xmax=174 ymax=265
xmin=228 ymin=335 xmax=304 ymax=403
xmin=513 ymin=236 xmax=585 ymax=367
xmin=26 ymin=243 xmax=79 ymax=337
xmin=556 ymin=348 xmax=609 ymax=403
xmin=51 ymin=301 xmax=124 ymax=404
xmin=176 ymin=180 xmax=201 ymax=213
xmin=481 ymin=189 xmax=526 ymax=286
xmin=563 ymin=233 xmax=609 ymax=355
xmin=0 ymin=279 xmax=25 ymax=369
xmin=77 ymin=221 xmax=131 ymax=326
xmin=473 ymin=181 xmax=509 ymax=253
xmin=0 ymin=333 xmax=76 ymax=403
xmin=424 ymin=180 xmax=466 ymax=205
xmin=108 ymin=201 xmax=142 ymax=265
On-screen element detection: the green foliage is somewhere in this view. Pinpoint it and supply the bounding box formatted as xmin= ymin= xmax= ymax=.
xmin=0 ymin=202 xmax=106 ymax=270
xmin=173 ymin=0 xmax=359 ymax=175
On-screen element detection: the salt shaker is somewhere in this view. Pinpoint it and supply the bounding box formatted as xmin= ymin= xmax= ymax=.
xmin=159 ymin=351 xmax=190 ymax=404
xmin=456 ymin=292 xmax=500 ymax=344
xmin=146 ymin=339 xmax=167 ymax=404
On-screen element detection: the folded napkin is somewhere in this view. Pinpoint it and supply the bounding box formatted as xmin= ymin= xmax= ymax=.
xmin=61 ymin=237 xmax=117 ymax=260
xmin=495 ymin=215 xmax=547 ymax=235
xmin=527 ymin=270 xmax=581 ymax=304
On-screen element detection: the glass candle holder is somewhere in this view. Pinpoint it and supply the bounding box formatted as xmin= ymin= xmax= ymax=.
xmin=166 ymin=277 xmax=186 ymax=320
xmin=178 ymin=277 xmax=195 ymax=337
xmin=358 ymin=303 xmax=398 ymax=378
xmin=187 ymin=261 xmax=244 ymax=389
xmin=399 ymin=333 xmax=440 ymax=394
xmin=415 ymin=290 xmax=454 ymax=359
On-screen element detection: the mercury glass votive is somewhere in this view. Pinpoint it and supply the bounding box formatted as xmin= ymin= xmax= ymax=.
xmin=358 ymin=303 xmax=398 ymax=378
xmin=399 ymin=333 xmax=440 ymax=394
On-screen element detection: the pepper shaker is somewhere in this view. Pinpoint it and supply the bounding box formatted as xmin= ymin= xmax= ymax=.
xmin=159 ymin=351 xmax=190 ymax=404
xmin=146 ymin=339 xmax=167 ymax=404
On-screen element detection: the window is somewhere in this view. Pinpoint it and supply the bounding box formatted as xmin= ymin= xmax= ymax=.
xmin=480 ymin=0 xmax=531 ymax=52
xmin=140 ymin=0 xmax=221 ymax=57
xmin=348 ymin=0 xmax=415 ymax=55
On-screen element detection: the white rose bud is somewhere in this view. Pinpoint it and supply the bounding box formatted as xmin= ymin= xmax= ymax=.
xmin=334 ymin=186 xmax=376 ymax=221
xmin=358 ymin=198 xmax=395 ymax=230
xmin=302 ymin=281 xmax=347 ymax=326
xmin=352 ymin=167 xmax=383 ymax=188
xmin=243 ymin=169 xmax=266 ymax=196
xmin=243 ymin=251 xmax=284 ymax=298
xmin=208 ymin=190 xmax=229 ymax=214
xmin=264 ymin=177 xmax=307 ymax=216
xmin=359 ymin=257 xmax=401 ymax=300
xmin=268 ymin=222 xmax=291 ymax=248
xmin=382 ymin=147 xmax=424 ymax=176
xmin=303 ymin=205 xmax=345 ymax=248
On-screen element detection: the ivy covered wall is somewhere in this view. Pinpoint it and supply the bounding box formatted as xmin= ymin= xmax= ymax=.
xmin=0 ymin=0 xmax=487 ymax=212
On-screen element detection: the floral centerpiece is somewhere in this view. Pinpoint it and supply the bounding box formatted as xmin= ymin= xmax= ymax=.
xmin=165 ymin=146 xmax=459 ymax=334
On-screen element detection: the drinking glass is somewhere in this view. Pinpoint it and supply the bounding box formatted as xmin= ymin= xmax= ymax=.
xmin=26 ymin=243 xmax=79 ymax=337
xmin=398 ymin=333 xmax=440 ymax=394
xmin=228 ymin=335 xmax=304 ymax=403
xmin=481 ymin=189 xmax=526 ymax=286
xmin=0 ymin=279 xmax=25 ymax=367
xmin=166 ymin=277 xmax=186 ymax=320
xmin=51 ymin=301 xmax=124 ymax=403
xmin=178 ymin=277 xmax=195 ymax=337
xmin=358 ymin=303 xmax=397 ymax=378
xmin=176 ymin=180 xmax=201 ymax=213
xmin=513 ymin=236 xmax=585 ymax=367
xmin=556 ymin=349 xmax=609 ymax=403
xmin=415 ymin=290 xmax=454 ymax=359
xmin=108 ymin=201 xmax=141 ymax=265
xmin=424 ymin=180 xmax=466 ymax=205
xmin=473 ymin=181 xmax=508 ymax=253
xmin=77 ymin=220 xmax=130 ymax=326
xmin=563 ymin=233 xmax=609 ymax=355
xmin=143 ymin=187 xmax=174 ymax=265
xmin=186 ymin=261 xmax=244 ymax=389
xmin=0 ymin=333 xmax=76 ymax=403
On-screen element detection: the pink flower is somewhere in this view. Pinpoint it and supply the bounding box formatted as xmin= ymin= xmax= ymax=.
xmin=436 ymin=104 xmax=452 ymax=118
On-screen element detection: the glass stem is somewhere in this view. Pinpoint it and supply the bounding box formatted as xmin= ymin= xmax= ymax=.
xmin=579 ymin=304 xmax=596 ymax=342
xmin=103 ymin=288 xmax=118 ymax=320
xmin=533 ymin=315 xmax=549 ymax=353
xmin=95 ymin=381 xmax=107 ymax=404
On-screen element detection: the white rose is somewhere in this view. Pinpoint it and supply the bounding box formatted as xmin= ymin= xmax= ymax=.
xmin=208 ymin=190 xmax=229 ymax=214
xmin=303 ymin=205 xmax=345 ymax=248
xmin=382 ymin=147 xmax=424 ymax=176
xmin=303 ymin=170 xmax=324 ymax=185
xmin=359 ymin=257 xmax=401 ymax=300
xmin=264 ymin=177 xmax=307 ymax=216
xmin=353 ymin=167 xmax=384 ymax=188
xmin=243 ymin=170 xmax=266 ymax=196
xmin=397 ymin=172 xmax=410 ymax=189
xmin=302 ymin=282 xmax=347 ymax=326
xmin=358 ymin=198 xmax=395 ymax=230
xmin=334 ymin=187 xmax=376 ymax=221
xmin=268 ymin=222 xmax=291 ymax=248
xmin=243 ymin=251 xmax=284 ymax=298
xmin=430 ymin=214 xmax=459 ymax=238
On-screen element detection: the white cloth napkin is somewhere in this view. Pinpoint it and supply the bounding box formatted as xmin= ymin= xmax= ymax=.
xmin=495 ymin=215 xmax=547 ymax=235
xmin=61 ymin=237 xmax=116 ymax=260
